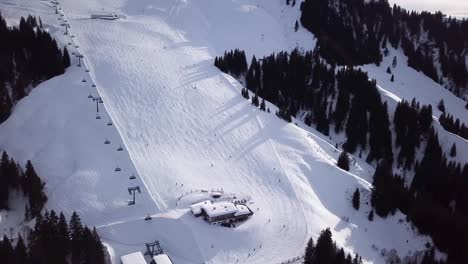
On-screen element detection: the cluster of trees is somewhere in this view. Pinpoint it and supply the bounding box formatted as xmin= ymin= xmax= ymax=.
xmin=0 ymin=13 xmax=70 ymax=124
xmin=439 ymin=113 xmax=468 ymax=140
xmin=215 ymin=48 xmax=393 ymax=164
xmin=303 ymin=228 xmax=363 ymax=264
xmin=299 ymin=0 xmax=468 ymax=95
xmin=393 ymin=99 xmax=433 ymax=169
xmin=215 ymin=46 xmax=468 ymax=263
xmin=0 ymin=151 xmax=47 ymax=220
xmin=0 ymin=210 xmax=106 ymax=264
xmin=371 ymin=129 xmax=468 ymax=263
xmin=214 ymin=49 xmax=247 ymax=78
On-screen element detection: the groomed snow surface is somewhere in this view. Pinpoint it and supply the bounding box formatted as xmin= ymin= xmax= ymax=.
xmin=1 ymin=0 xmax=467 ymax=263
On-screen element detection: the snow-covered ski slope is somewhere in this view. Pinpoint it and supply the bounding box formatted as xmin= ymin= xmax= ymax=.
xmin=1 ymin=0 xmax=466 ymax=263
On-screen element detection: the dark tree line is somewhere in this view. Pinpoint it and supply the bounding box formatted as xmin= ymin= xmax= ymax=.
xmin=371 ymin=129 xmax=468 ymax=263
xmin=215 ymin=48 xmax=468 ymax=263
xmin=393 ymin=99 xmax=433 ymax=169
xmin=214 ymin=49 xmax=248 ymax=78
xmin=216 ymin=48 xmax=393 ymax=164
xmin=303 ymin=228 xmax=363 ymax=264
xmin=0 ymin=13 xmax=70 ymax=124
xmin=0 ymin=210 xmax=106 ymax=264
xmin=0 ymin=151 xmax=47 ymax=220
xmin=299 ymin=0 xmax=468 ymax=96
xmin=439 ymin=113 xmax=468 ymax=140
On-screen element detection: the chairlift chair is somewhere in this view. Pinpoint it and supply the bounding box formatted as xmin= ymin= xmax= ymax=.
xmin=117 ymin=146 xmax=123 ymax=151
xmin=82 ymin=78 xmax=86 ymax=82
xmin=115 ymin=167 xmax=121 ymax=172
xmin=88 ymin=94 xmax=93 ymax=99
xmin=92 ymin=84 xmax=96 ymax=88
xmin=107 ymin=121 xmax=113 ymax=126
xmin=98 ymin=98 xmax=104 ymax=103
xmin=86 ymin=69 xmax=90 ymax=72
xmin=104 ymin=139 xmax=110 ymax=144
xmin=128 ymin=201 xmax=135 ymax=205
xmin=144 ymin=214 xmax=152 ymax=221
xmin=96 ymin=115 xmax=101 ymax=120
xmin=129 ymin=174 xmax=136 ymax=180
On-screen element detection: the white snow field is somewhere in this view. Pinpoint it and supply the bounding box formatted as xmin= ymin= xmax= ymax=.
xmin=1 ymin=0 xmax=467 ymax=263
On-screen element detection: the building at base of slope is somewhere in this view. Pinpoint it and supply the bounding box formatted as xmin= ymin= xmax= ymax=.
xmin=121 ymin=252 xmax=146 ymax=264
xmin=121 ymin=252 xmax=174 ymax=264
xmin=190 ymin=200 xmax=253 ymax=225
xmin=152 ymin=254 xmax=174 ymax=264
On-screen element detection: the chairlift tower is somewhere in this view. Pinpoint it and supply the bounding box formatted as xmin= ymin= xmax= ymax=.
xmin=92 ymin=96 xmax=103 ymax=113
xmin=128 ymin=186 xmax=141 ymax=205
xmin=76 ymin=53 xmax=83 ymax=67
xmin=144 ymin=241 xmax=163 ymax=258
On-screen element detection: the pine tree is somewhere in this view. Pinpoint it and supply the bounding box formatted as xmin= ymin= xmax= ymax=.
xmin=450 ymin=143 xmax=456 ymax=157
xmin=438 ymin=99 xmax=445 ymax=113
xmin=368 ymin=210 xmax=374 ymax=221
xmin=23 ymin=161 xmax=47 ymax=218
xmin=70 ymin=211 xmax=83 ymax=264
xmin=57 ymin=212 xmax=70 ymax=263
xmin=314 ymin=228 xmax=335 ymax=264
xmin=295 ymin=20 xmax=299 ymax=32
xmin=386 ymin=66 xmax=392 ymax=74
xmin=24 ymin=204 xmax=30 ymax=221
xmin=63 ymin=47 xmax=71 ymax=68
xmin=0 ymin=151 xmax=10 ymax=209
xmin=390 ymin=74 xmax=395 ymax=82
xmin=304 ymin=238 xmax=315 ymax=264
xmin=392 ymin=56 xmax=397 ymax=68
xmin=252 ymin=93 xmax=259 ymax=107
xmin=337 ymin=152 xmax=350 ymax=171
xmin=260 ymin=98 xmax=266 ymax=111
xmin=14 ymin=234 xmax=28 ymax=264
xmin=352 ymin=188 xmax=360 ymax=210
xmin=0 ymin=235 xmax=14 ymax=263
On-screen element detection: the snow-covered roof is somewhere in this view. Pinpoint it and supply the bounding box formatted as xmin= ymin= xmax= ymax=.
xmin=234 ymin=204 xmax=251 ymax=216
xmin=120 ymin=252 xmax=146 ymax=264
xmin=191 ymin=200 xmax=249 ymax=218
xmin=204 ymin=201 xmax=238 ymax=217
xmin=153 ymin=254 xmax=173 ymax=264
xmin=190 ymin=200 xmax=212 ymax=215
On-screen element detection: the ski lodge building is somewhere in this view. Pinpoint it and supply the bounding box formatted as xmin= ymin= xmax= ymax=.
xmin=152 ymin=254 xmax=174 ymax=264
xmin=190 ymin=200 xmax=253 ymax=224
xmin=121 ymin=252 xmax=146 ymax=264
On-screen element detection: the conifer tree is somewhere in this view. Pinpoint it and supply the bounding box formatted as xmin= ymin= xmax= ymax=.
xmin=390 ymin=74 xmax=394 ymax=82
xmin=386 ymin=66 xmax=391 ymax=74
xmin=70 ymin=211 xmax=83 ymax=264
xmin=337 ymin=151 xmax=350 ymax=171
xmin=314 ymin=228 xmax=335 ymax=264
xmin=450 ymin=143 xmax=457 ymax=157
xmin=14 ymin=234 xmax=28 ymax=264
xmin=352 ymin=188 xmax=360 ymax=210
xmin=304 ymin=238 xmax=315 ymax=264
xmin=260 ymin=98 xmax=266 ymax=111
xmin=63 ymin=46 xmax=71 ymax=68
xmin=438 ymin=99 xmax=445 ymax=113
xmin=0 ymin=235 xmax=14 ymax=263
xmin=295 ymin=20 xmax=299 ymax=32
xmin=23 ymin=160 xmax=47 ymax=218
xmin=368 ymin=210 xmax=374 ymax=221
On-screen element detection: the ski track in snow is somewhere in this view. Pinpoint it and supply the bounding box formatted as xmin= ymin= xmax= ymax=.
xmin=0 ymin=0 xmax=466 ymax=263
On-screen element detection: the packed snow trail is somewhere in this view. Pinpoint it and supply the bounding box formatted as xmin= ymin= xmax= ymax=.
xmin=0 ymin=0 xmax=454 ymax=263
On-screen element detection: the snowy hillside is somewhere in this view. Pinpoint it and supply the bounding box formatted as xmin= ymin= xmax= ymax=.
xmin=1 ymin=0 xmax=467 ymax=263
